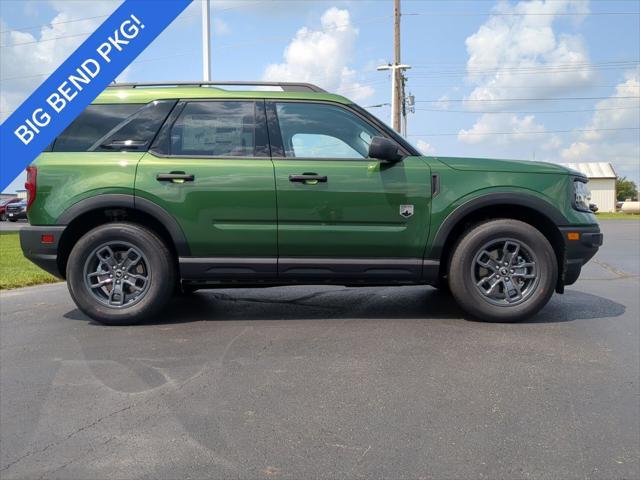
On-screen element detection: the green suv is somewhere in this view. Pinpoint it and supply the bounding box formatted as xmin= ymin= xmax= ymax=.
xmin=19 ymin=81 xmax=602 ymax=325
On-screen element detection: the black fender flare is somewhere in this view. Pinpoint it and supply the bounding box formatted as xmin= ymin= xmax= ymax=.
xmin=427 ymin=192 xmax=568 ymax=260
xmin=56 ymin=194 xmax=190 ymax=256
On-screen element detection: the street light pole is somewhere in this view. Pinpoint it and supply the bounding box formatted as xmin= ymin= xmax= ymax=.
xmin=201 ymin=0 xmax=211 ymax=81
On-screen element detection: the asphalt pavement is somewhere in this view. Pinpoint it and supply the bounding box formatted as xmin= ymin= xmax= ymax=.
xmin=1 ymin=220 xmax=638 ymax=479
xmin=0 ymin=219 xmax=28 ymax=232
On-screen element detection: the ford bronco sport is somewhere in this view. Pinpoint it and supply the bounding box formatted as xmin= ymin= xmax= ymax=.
xmin=19 ymin=81 xmax=602 ymax=325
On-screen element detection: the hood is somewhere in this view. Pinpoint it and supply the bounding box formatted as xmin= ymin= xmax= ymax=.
xmin=436 ymin=157 xmax=573 ymax=175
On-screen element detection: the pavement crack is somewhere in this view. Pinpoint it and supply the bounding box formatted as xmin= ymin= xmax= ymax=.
xmin=0 ymin=403 xmax=135 ymax=473
xmin=593 ymin=259 xmax=636 ymax=278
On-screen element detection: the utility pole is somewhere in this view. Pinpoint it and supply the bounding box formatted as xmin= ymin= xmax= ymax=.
xmin=377 ymin=0 xmax=411 ymax=133
xmin=393 ymin=0 xmax=401 ymax=131
xmin=202 ymin=0 xmax=211 ymax=81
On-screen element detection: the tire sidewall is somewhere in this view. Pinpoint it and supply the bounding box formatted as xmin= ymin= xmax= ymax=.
xmin=67 ymin=223 xmax=175 ymax=325
xmin=449 ymin=220 xmax=557 ymax=322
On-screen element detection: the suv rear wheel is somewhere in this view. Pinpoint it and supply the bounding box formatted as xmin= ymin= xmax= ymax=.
xmin=66 ymin=223 xmax=175 ymax=325
xmin=448 ymin=219 xmax=557 ymax=322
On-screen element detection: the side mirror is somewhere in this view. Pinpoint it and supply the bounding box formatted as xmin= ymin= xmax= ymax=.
xmin=368 ymin=136 xmax=403 ymax=163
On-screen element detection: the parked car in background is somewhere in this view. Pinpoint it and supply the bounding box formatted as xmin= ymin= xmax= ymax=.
xmin=6 ymin=200 xmax=27 ymax=222
xmin=0 ymin=197 xmax=21 ymax=221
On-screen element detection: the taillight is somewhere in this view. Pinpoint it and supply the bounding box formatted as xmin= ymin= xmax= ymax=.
xmin=25 ymin=166 xmax=37 ymax=210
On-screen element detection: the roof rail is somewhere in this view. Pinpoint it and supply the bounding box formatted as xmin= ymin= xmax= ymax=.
xmin=107 ymin=81 xmax=326 ymax=93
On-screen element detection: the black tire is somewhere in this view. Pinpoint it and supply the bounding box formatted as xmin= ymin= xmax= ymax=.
xmin=66 ymin=223 xmax=176 ymax=325
xmin=448 ymin=219 xmax=557 ymax=322
xmin=0 ymin=214 xmax=5 ymax=221
xmin=8 ymin=218 xmax=17 ymax=222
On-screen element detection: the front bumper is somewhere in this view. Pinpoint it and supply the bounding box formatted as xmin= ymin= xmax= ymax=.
xmin=6 ymin=211 xmax=27 ymax=220
xmin=19 ymin=226 xmax=66 ymax=278
xmin=559 ymin=225 xmax=603 ymax=288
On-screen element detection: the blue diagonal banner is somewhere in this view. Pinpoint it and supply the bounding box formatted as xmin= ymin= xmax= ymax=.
xmin=0 ymin=0 xmax=193 ymax=190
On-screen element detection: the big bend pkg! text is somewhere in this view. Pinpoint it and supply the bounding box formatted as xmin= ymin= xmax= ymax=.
xmin=14 ymin=14 xmax=145 ymax=146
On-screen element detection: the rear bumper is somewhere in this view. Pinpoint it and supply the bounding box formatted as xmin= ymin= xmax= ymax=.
xmin=19 ymin=226 xmax=66 ymax=278
xmin=559 ymin=225 xmax=603 ymax=287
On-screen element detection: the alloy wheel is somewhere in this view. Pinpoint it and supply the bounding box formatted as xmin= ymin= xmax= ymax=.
xmin=83 ymin=241 xmax=151 ymax=308
xmin=471 ymin=238 xmax=539 ymax=306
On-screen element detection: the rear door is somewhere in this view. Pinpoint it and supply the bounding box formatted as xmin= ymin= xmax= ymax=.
xmin=135 ymin=100 xmax=277 ymax=273
xmin=268 ymin=101 xmax=432 ymax=281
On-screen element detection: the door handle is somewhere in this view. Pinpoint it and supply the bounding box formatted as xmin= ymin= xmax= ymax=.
xmin=289 ymin=174 xmax=328 ymax=184
xmin=156 ymin=173 xmax=195 ymax=183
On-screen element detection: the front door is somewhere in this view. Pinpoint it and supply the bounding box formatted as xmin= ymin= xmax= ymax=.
xmin=135 ymin=100 xmax=277 ymax=276
xmin=268 ymin=101 xmax=432 ymax=280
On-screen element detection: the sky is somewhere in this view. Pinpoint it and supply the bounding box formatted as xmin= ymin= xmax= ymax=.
xmin=1 ymin=0 xmax=639 ymax=193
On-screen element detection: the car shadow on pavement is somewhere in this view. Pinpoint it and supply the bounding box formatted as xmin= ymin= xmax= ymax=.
xmin=63 ymin=286 xmax=625 ymax=326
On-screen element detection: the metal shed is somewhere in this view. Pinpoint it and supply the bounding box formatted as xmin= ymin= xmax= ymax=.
xmin=560 ymin=162 xmax=617 ymax=213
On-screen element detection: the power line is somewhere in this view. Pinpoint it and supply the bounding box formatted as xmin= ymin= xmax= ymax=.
xmin=411 ymin=60 xmax=638 ymax=70
xmin=0 ymin=52 xmax=194 ymax=82
xmin=1 ymin=14 xmax=389 ymax=49
xmin=0 ymin=15 xmax=387 ymax=83
xmin=433 ymin=84 xmax=638 ymax=89
xmin=408 ymin=66 xmax=640 ymax=78
xmin=414 ymin=96 xmax=640 ymax=103
xmin=404 ymin=11 xmax=640 ymax=16
xmin=0 ymin=14 xmax=110 ymax=34
xmin=0 ymin=0 xmax=265 ymax=34
xmin=365 ymin=104 xmax=639 ymax=114
xmin=408 ymin=127 xmax=640 ymax=137
xmin=413 ymin=106 xmax=640 ymax=114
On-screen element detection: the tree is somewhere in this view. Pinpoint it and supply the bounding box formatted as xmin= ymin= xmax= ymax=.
xmin=616 ymin=176 xmax=638 ymax=201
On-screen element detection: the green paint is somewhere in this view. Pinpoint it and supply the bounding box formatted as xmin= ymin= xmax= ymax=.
xmin=27 ymin=86 xmax=597 ymax=261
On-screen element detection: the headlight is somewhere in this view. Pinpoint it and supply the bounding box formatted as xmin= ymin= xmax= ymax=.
xmin=573 ymin=179 xmax=592 ymax=212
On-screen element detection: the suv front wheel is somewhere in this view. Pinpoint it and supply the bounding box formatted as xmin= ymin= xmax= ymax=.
xmin=448 ymin=219 xmax=557 ymax=322
xmin=66 ymin=223 xmax=175 ymax=325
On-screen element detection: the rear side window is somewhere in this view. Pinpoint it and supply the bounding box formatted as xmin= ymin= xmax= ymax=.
xmin=169 ymin=101 xmax=261 ymax=157
xmin=52 ymin=104 xmax=142 ymax=152
xmin=92 ymin=100 xmax=176 ymax=152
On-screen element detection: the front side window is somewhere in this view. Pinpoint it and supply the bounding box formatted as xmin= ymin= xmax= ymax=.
xmin=53 ymin=104 xmax=142 ymax=152
xmin=170 ymin=101 xmax=258 ymax=157
xmin=275 ymin=102 xmax=380 ymax=159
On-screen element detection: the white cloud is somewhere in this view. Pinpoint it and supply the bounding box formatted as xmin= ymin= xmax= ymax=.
xmin=580 ymin=70 xmax=640 ymax=141
xmin=262 ymin=7 xmax=373 ymax=101
xmin=0 ymin=1 xmax=122 ymax=121
xmin=435 ymin=95 xmax=450 ymax=110
xmin=464 ymin=0 xmax=593 ymax=112
xmin=561 ymin=141 xmax=591 ymax=160
xmin=559 ymin=70 xmax=640 ymax=180
xmin=458 ymin=113 xmax=545 ymax=145
xmin=416 ymin=140 xmax=436 ymax=155
xmin=213 ymin=17 xmax=231 ymax=36
xmin=456 ymin=0 xmax=599 ymax=153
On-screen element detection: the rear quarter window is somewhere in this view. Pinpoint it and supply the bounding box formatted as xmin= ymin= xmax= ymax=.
xmin=52 ymin=104 xmax=142 ymax=152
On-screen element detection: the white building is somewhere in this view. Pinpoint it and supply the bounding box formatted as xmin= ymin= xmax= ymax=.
xmin=560 ymin=162 xmax=617 ymax=213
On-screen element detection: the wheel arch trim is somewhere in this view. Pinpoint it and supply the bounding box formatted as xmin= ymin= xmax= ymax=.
xmin=427 ymin=192 xmax=568 ymax=260
xmin=56 ymin=194 xmax=190 ymax=256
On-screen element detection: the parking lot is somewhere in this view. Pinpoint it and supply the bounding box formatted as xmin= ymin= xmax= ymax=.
xmin=1 ymin=219 xmax=638 ymax=479
xmin=0 ymin=219 xmax=28 ymax=232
